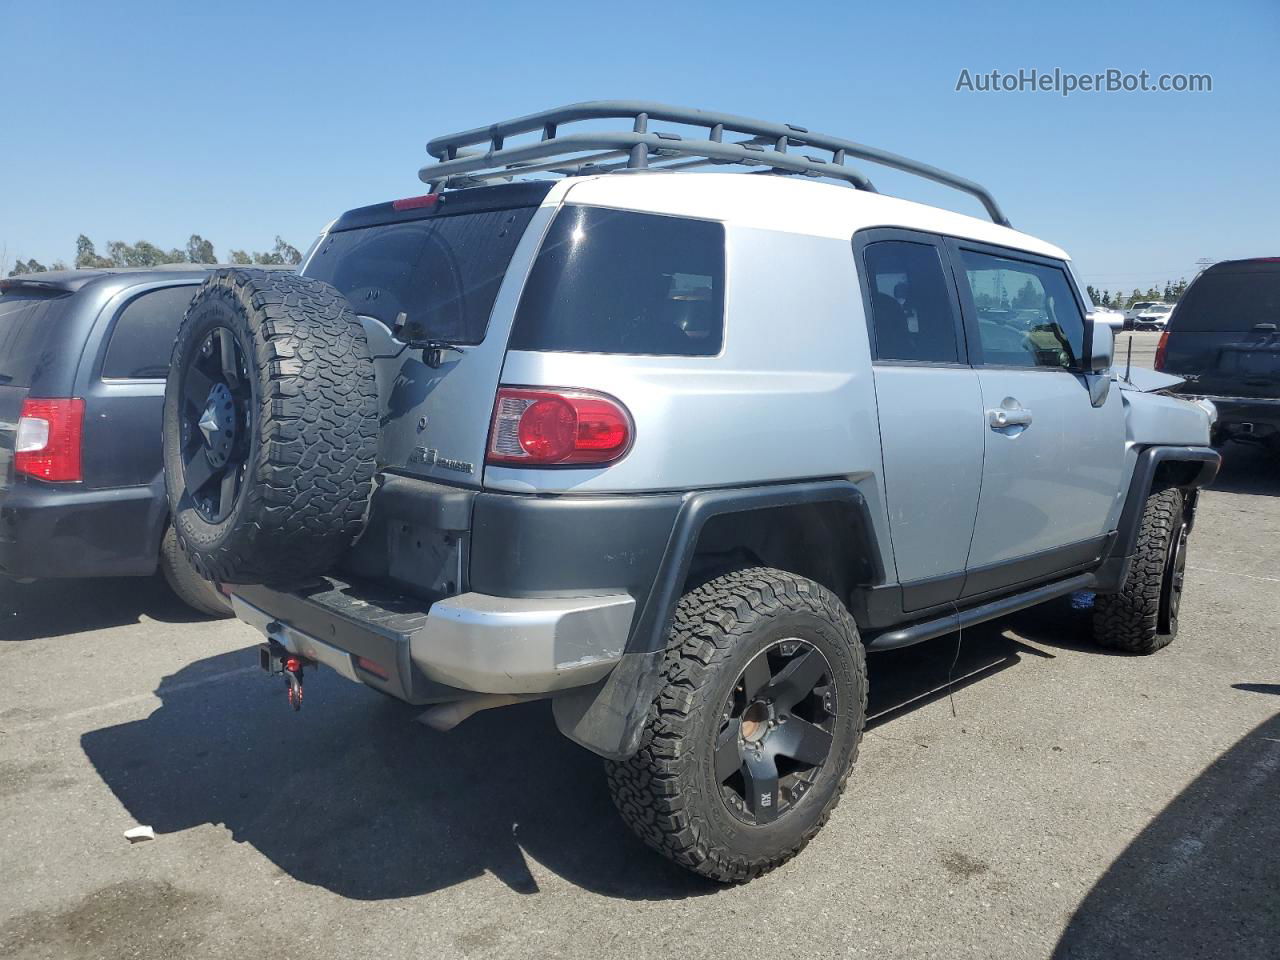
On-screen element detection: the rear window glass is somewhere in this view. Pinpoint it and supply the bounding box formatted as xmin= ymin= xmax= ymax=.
xmin=509 ymin=206 xmax=725 ymax=357
xmin=1173 ymin=268 xmax=1280 ymax=332
xmin=102 ymin=285 xmax=198 ymax=379
xmin=304 ymin=207 xmax=537 ymax=345
xmin=0 ymin=289 xmax=70 ymax=387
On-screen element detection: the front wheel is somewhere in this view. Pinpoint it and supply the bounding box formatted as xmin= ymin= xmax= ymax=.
xmin=1092 ymin=486 xmax=1187 ymax=654
xmin=605 ymin=568 xmax=867 ymax=883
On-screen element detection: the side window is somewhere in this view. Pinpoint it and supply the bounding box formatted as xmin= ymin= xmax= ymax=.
xmin=101 ymin=285 xmax=198 ymax=379
xmin=863 ymin=240 xmax=961 ymax=363
xmin=959 ymin=251 xmax=1085 ymax=369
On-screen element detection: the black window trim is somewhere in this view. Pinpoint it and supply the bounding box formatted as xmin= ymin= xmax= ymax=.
xmin=941 ymin=236 xmax=1092 ymax=374
xmin=852 ymin=227 xmax=971 ymax=368
xmin=97 ymin=279 xmax=201 ymax=383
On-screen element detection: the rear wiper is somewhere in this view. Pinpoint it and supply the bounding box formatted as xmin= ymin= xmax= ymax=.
xmin=391 ymin=312 xmax=468 ymax=368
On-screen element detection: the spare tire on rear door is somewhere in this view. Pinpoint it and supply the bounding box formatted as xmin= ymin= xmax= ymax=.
xmin=162 ymin=269 xmax=380 ymax=586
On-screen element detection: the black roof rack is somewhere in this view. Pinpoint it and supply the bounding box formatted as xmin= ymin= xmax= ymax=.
xmin=421 ymin=101 xmax=1011 ymax=227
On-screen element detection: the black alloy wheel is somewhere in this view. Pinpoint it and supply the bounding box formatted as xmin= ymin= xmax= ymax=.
xmin=715 ymin=639 xmax=837 ymax=825
xmin=1160 ymin=519 xmax=1189 ymax=635
xmin=178 ymin=327 xmax=251 ymax=524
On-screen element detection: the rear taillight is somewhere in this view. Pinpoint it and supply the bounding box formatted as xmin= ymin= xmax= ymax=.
xmin=487 ymin=387 xmax=632 ymax=466
xmin=1154 ymin=331 xmax=1170 ymax=371
xmin=15 ymin=397 xmax=85 ymax=482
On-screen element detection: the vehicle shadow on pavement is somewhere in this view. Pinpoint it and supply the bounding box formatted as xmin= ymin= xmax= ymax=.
xmin=1 ymin=576 xmax=209 ymax=643
xmin=1052 ymin=709 xmax=1280 ymax=958
xmin=80 ymin=629 xmax=1049 ymax=903
xmin=1208 ymin=441 xmax=1277 ymax=497
xmin=81 ymin=650 xmax=715 ymax=902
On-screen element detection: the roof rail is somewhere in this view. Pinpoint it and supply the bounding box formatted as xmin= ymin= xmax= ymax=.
xmin=420 ymin=101 xmax=1011 ymax=227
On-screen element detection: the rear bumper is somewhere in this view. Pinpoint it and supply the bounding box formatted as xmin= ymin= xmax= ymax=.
xmin=231 ymin=581 xmax=635 ymax=702
xmin=1191 ymin=395 xmax=1280 ymax=441
xmin=0 ymin=480 xmax=165 ymax=579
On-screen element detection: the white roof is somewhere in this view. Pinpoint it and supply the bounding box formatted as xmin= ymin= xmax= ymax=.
xmin=555 ymin=172 xmax=1069 ymax=261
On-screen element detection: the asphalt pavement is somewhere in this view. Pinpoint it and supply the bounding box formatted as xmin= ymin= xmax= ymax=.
xmin=1 ymin=357 xmax=1275 ymax=959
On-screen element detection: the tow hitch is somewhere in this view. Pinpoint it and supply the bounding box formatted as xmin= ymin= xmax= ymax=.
xmin=258 ymin=634 xmax=313 ymax=711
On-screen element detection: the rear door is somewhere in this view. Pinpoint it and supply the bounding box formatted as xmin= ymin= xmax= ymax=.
xmin=79 ymin=282 xmax=201 ymax=488
xmin=302 ymin=186 xmax=552 ymax=488
xmin=855 ymin=230 xmax=983 ymax=612
xmin=948 ymin=240 xmax=1125 ymax=597
xmin=1162 ymin=261 xmax=1280 ymax=399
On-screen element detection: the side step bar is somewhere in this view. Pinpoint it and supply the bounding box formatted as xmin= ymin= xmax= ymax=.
xmin=865 ymin=573 xmax=1093 ymax=651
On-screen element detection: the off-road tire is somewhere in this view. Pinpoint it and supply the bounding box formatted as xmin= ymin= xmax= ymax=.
xmin=605 ymin=567 xmax=867 ymax=883
xmin=1092 ymin=486 xmax=1186 ymax=654
xmin=159 ymin=525 xmax=232 ymax=618
xmin=163 ymin=269 xmax=379 ymax=586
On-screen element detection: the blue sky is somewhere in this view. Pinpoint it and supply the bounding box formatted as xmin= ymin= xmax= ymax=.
xmin=2 ymin=0 xmax=1276 ymax=297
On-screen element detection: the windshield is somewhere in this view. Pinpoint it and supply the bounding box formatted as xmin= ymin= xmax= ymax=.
xmin=1174 ymin=267 xmax=1280 ymax=332
xmin=0 ymin=289 xmax=71 ymax=387
xmin=303 ymin=206 xmax=538 ymax=345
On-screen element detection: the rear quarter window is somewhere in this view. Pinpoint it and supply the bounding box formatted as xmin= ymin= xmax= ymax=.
xmin=0 ymin=289 xmax=71 ymax=387
xmin=102 ymin=285 xmax=199 ymax=379
xmin=509 ymin=206 xmax=725 ymax=357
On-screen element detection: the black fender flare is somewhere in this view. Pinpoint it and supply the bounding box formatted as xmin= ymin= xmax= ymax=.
xmin=1093 ymin=444 xmax=1220 ymax=592
xmin=554 ymin=478 xmax=883 ymax=759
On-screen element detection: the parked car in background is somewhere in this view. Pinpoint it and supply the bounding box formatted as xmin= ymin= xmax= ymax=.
xmin=1133 ymin=303 xmax=1175 ymax=331
xmin=1126 ymin=300 xmax=1161 ymax=322
xmin=1158 ymin=257 xmax=1280 ymax=453
xmin=0 ymin=266 xmax=251 ymax=615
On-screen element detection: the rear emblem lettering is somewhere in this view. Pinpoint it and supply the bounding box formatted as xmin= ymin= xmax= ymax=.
xmin=411 ymin=446 xmax=474 ymax=475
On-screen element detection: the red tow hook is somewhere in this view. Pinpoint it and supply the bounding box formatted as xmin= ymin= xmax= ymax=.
xmin=259 ymin=635 xmax=311 ymax=712
xmin=284 ymin=656 xmax=305 ymax=711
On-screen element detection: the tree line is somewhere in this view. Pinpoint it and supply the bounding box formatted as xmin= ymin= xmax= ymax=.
xmin=6 ymin=234 xmax=303 ymax=277
xmin=1086 ymin=280 xmax=1189 ymax=309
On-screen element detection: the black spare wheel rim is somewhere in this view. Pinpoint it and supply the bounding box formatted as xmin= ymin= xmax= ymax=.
xmin=179 ymin=327 xmax=251 ymax=524
xmin=716 ymin=638 xmax=837 ymax=825
xmin=1160 ymin=519 xmax=1189 ymax=635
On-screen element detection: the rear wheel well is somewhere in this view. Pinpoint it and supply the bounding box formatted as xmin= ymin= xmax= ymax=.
xmin=681 ymin=502 xmax=876 ymax=613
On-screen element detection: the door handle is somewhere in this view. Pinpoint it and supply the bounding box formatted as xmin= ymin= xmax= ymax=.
xmin=988 ymin=405 xmax=1033 ymax=429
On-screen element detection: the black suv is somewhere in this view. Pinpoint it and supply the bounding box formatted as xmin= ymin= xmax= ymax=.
xmin=1157 ymin=257 xmax=1280 ymax=452
xmin=0 ymin=267 xmax=236 ymax=614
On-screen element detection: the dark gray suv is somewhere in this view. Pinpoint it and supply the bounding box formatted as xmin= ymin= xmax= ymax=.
xmin=0 ymin=266 xmax=234 ymax=614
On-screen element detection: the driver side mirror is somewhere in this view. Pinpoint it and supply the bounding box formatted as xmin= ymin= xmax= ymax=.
xmin=1088 ymin=318 xmax=1114 ymax=373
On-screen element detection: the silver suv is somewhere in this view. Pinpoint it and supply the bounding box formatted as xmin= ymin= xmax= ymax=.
xmin=161 ymin=102 xmax=1219 ymax=883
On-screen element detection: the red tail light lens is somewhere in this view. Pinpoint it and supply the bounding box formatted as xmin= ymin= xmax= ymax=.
xmin=487 ymin=388 xmax=632 ymax=466
xmin=391 ymin=194 xmax=439 ymax=211
xmin=15 ymin=397 xmax=85 ymax=482
xmin=1154 ymin=331 xmax=1170 ymax=371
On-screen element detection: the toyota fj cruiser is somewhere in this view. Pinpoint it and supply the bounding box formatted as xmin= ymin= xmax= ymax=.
xmin=161 ymin=102 xmax=1219 ymax=882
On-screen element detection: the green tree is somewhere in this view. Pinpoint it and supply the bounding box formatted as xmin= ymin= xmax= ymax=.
xmin=1086 ymin=284 xmax=1099 ymax=304
xmin=186 ymin=234 xmax=216 ymax=264
xmin=228 ymin=249 xmax=252 ymax=265
xmin=75 ymin=234 xmax=114 ymax=269
xmin=273 ymin=236 xmax=302 ymax=266
xmin=8 ymin=258 xmax=50 ymax=276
